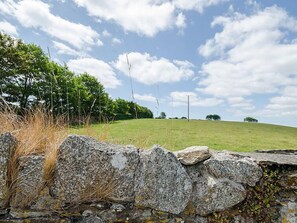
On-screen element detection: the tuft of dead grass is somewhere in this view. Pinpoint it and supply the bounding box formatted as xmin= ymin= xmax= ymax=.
xmin=1 ymin=104 xmax=118 ymax=207
xmin=0 ymin=107 xmax=67 ymax=205
xmin=75 ymin=172 xmax=119 ymax=205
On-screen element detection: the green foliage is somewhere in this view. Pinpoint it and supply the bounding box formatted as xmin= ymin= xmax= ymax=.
xmin=1 ymin=34 xmax=50 ymax=111
xmin=0 ymin=32 xmax=153 ymax=123
xmin=241 ymin=168 xmax=280 ymax=222
xmin=244 ymin=117 xmax=258 ymax=123
xmin=206 ymin=114 xmax=221 ymax=121
xmin=113 ymin=99 xmax=153 ymax=120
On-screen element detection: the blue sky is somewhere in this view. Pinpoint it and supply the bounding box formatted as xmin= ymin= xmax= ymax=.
xmin=1 ymin=0 xmax=297 ymax=127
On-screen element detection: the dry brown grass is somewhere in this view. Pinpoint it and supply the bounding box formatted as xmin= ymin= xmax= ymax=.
xmin=76 ymin=173 xmax=119 ymax=205
xmin=0 ymin=107 xmax=67 ymax=204
xmin=1 ymin=104 xmax=118 ymax=207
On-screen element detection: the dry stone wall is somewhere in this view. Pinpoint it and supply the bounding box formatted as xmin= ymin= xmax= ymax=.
xmin=0 ymin=132 xmax=297 ymax=222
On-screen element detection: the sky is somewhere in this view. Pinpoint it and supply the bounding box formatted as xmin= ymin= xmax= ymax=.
xmin=1 ymin=0 xmax=297 ymax=127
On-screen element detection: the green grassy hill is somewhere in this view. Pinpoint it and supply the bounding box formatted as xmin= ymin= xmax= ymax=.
xmin=72 ymin=119 xmax=297 ymax=152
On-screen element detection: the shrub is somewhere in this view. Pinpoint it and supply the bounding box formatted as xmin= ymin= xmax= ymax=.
xmin=244 ymin=117 xmax=258 ymax=123
xmin=206 ymin=114 xmax=221 ymax=121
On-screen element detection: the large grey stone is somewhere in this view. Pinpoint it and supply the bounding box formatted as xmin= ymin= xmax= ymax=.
xmin=227 ymin=151 xmax=297 ymax=166
xmin=52 ymin=135 xmax=140 ymax=204
xmin=186 ymin=164 xmax=246 ymax=216
xmin=0 ymin=132 xmax=16 ymax=207
xmin=174 ymin=146 xmax=211 ymax=165
xmin=256 ymin=149 xmax=297 ymax=155
xmin=135 ymin=146 xmax=192 ymax=214
xmin=204 ymin=152 xmax=262 ymax=186
xmin=11 ymin=155 xmax=46 ymax=208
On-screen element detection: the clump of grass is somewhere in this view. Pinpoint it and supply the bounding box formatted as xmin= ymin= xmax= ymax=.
xmin=0 ymin=106 xmax=67 ymax=205
xmin=0 ymin=107 xmax=20 ymax=134
xmin=78 ymin=173 xmax=119 ymax=204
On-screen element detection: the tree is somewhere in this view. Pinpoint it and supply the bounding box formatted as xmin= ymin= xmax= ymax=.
xmin=212 ymin=114 xmax=221 ymax=120
xmin=0 ymin=32 xmax=154 ymax=123
xmin=159 ymin=112 xmax=166 ymax=119
xmin=244 ymin=117 xmax=258 ymax=123
xmin=113 ymin=99 xmax=153 ymax=120
xmin=114 ymin=98 xmax=132 ymax=120
xmin=1 ymin=33 xmax=50 ymax=112
xmin=206 ymin=114 xmax=213 ymax=120
xmin=206 ymin=114 xmax=221 ymax=121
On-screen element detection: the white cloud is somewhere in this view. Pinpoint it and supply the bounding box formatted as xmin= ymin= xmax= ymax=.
xmin=170 ymin=91 xmax=223 ymax=107
xmin=0 ymin=0 xmax=16 ymax=15
xmin=0 ymin=20 xmax=18 ymax=36
xmin=134 ymin=93 xmax=156 ymax=102
xmin=227 ymin=97 xmax=255 ymax=111
xmin=198 ymin=6 xmax=297 ymax=102
xmin=173 ymin=0 xmax=227 ymax=13
xmin=102 ymin=30 xmax=111 ymax=37
xmin=0 ymin=0 xmax=101 ymax=51
xmin=67 ymin=58 xmax=121 ymax=89
xmin=245 ymin=0 xmax=260 ymax=12
xmin=114 ymin=52 xmax=194 ymax=85
xmin=96 ymin=39 xmax=104 ymax=47
xmin=53 ymin=41 xmax=83 ymax=57
xmin=112 ymin=38 xmax=122 ymax=45
xmin=73 ymin=0 xmax=175 ymax=37
xmin=260 ymin=86 xmax=297 ymax=117
xmin=72 ymin=0 xmax=225 ymax=37
xmin=176 ymin=13 xmax=186 ymax=29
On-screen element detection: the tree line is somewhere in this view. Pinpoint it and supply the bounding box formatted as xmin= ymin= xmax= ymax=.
xmin=0 ymin=32 xmax=153 ymax=123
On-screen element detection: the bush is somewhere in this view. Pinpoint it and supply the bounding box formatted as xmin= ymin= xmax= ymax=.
xmin=244 ymin=117 xmax=258 ymax=123
xmin=206 ymin=114 xmax=221 ymax=121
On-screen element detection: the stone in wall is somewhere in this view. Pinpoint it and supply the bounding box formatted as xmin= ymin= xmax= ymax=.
xmin=0 ymin=132 xmax=16 ymax=207
xmin=185 ymin=163 xmax=246 ymax=216
xmin=204 ymin=152 xmax=262 ymax=186
xmin=174 ymin=146 xmax=211 ymax=165
xmin=52 ymin=135 xmax=140 ymax=204
xmin=11 ymin=155 xmax=50 ymax=209
xmin=135 ymin=145 xmax=192 ymax=214
xmin=227 ymin=151 xmax=297 ymax=166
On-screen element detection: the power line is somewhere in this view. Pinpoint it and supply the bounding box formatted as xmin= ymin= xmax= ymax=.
xmin=126 ymin=54 xmax=138 ymax=119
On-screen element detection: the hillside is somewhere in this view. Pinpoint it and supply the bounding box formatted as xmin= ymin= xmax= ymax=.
xmin=72 ymin=119 xmax=297 ymax=152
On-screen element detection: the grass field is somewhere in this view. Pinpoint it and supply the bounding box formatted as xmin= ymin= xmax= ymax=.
xmin=71 ymin=119 xmax=297 ymax=152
